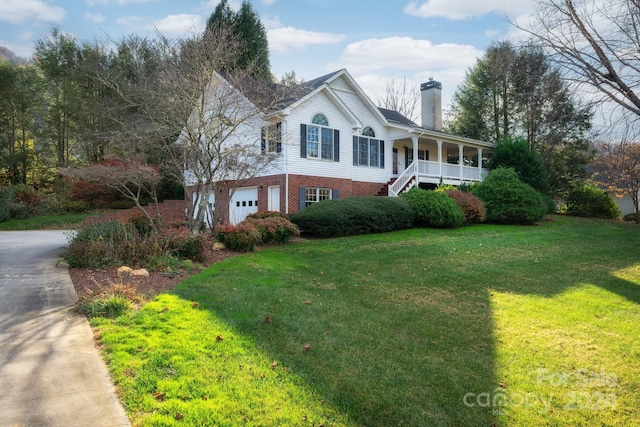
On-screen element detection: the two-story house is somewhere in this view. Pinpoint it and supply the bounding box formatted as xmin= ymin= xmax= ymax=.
xmin=194 ymin=68 xmax=494 ymax=225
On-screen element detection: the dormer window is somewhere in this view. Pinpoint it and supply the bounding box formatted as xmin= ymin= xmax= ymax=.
xmin=300 ymin=113 xmax=340 ymax=162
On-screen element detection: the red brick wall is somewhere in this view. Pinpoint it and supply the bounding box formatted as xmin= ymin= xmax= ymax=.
xmin=83 ymin=199 xmax=186 ymax=226
xmin=185 ymin=175 xmax=387 ymax=221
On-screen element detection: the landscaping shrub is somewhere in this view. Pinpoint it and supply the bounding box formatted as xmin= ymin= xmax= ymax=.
xmin=163 ymin=226 xmax=206 ymax=261
xmin=214 ymin=222 xmax=263 ymax=252
xmin=623 ymin=212 xmax=639 ymax=223
xmin=64 ymin=221 xmax=163 ymax=268
xmin=289 ymin=196 xmax=414 ymax=237
xmin=565 ymin=184 xmax=620 ymax=219
xmin=0 ymin=192 xmax=9 ymax=222
xmin=244 ymin=215 xmax=300 ymax=244
xmin=401 ymin=188 xmax=465 ymax=228
xmin=445 ymin=189 xmax=486 ymax=224
xmin=472 ymin=167 xmax=547 ymax=225
xmin=215 ymin=213 xmax=299 ymax=251
xmin=74 ymin=283 xmax=143 ymax=318
xmin=541 ymin=193 xmax=557 ymax=214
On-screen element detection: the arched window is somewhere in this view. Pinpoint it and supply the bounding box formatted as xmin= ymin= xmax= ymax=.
xmin=362 ymin=126 xmax=375 ymax=137
xmin=303 ymin=113 xmax=337 ymax=161
xmin=354 ymin=127 xmax=384 ymax=169
xmin=312 ymin=113 xmax=329 ymax=126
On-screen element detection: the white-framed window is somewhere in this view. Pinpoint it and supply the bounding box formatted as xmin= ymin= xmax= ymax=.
xmin=301 ymin=114 xmax=340 ymax=161
xmin=305 ymin=187 xmax=332 ymax=207
xmin=353 ymin=126 xmax=384 ymax=168
xmin=261 ymin=122 xmax=282 ymax=153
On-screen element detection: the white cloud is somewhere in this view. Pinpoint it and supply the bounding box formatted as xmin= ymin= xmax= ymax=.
xmin=116 ymin=16 xmax=147 ymax=26
xmin=0 ymin=0 xmax=65 ymax=24
xmin=334 ymin=37 xmax=481 ymax=73
xmin=85 ymin=12 xmax=106 ymax=23
xmin=263 ymin=0 xmax=276 ymax=5
xmin=403 ymin=0 xmax=534 ymax=20
xmin=86 ymin=0 xmax=159 ymax=5
xmin=0 ymin=32 xmax=36 ymax=58
xmin=152 ymin=14 xmax=204 ymax=37
xmin=199 ymin=0 xmax=242 ymax=13
xmin=332 ymin=37 xmax=483 ymax=109
xmin=268 ymin=27 xmax=346 ymax=53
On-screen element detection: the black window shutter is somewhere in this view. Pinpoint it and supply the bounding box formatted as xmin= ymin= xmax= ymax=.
xmin=276 ymin=122 xmax=282 ymax=153
xmin=300 ymin=124 xmax=307 ymax=158
xmin=298 ymin=187 xmax=306 ymax=211
xmin=405 ymin=146 xmax=409 ymax=169
xmin=260 ymin=127 xmax=266 ymax=154
xmin=425 ymin=149 xmax=429 ymax=161
xmin=332 ymin=189 xmax=339 ymax=199
xmin=353 ymin=136 xmax=358 ymax=166
xmin=333 ymin=129 xmax=340 ymax=162
xmin=380 ymin=140 xmax=385 ymax=169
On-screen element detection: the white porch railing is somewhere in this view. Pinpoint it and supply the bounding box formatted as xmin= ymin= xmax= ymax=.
xmin=389 ymin=161 xmax=417 ymax=197
xmin=389 ymin=160 xmax=489 ymax=196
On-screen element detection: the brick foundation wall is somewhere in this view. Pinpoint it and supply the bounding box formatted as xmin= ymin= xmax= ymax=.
xmin=185 ymin=175 xmax=387 ymax=222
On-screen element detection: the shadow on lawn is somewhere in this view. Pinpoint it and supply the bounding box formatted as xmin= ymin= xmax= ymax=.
xmin=173 ymin=217 xmax=640 ymax=426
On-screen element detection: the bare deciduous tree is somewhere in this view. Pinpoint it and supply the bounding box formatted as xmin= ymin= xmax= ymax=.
xmin=62 ymin=159 xmax=162 ymax=230
xmin=96 ymin=25 xmax=289 ymax=232
xmin=515 ymin=0 xmax=640 ymax=137
xmin=592 ymin=141 xmax=640 ymax=223
xmin=376 ymin=76 xmax=420 ymax=123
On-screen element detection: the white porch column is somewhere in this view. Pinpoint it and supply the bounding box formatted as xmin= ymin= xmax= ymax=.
xmin=411 ymin=136 xmax=419 ymax=165
xmin=458 ymin=144 xmax=464 ymax=181
xmin=477 ymin=147 xmax=483 ymax=181
xmin=437 ymin=140 xmax=443 ymax=177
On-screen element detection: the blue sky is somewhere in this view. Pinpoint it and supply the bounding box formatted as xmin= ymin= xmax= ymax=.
xmin=0 ymin=0 xmax=536 ymax=113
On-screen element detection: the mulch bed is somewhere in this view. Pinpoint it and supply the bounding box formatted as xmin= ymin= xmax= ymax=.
xmin=68 ymin=246 xmax=238 ymax=300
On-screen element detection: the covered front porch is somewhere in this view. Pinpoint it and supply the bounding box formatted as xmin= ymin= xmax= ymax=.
xmin=388 ymin=131 xmax=493 ymax=196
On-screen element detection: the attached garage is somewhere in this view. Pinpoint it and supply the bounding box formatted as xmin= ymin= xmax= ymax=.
xmin=229 ymin=186 xmax=258 ymax=225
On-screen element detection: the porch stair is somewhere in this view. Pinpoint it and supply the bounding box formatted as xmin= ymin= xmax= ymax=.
xmin=376 ymin=178 xmax=397 ymax=196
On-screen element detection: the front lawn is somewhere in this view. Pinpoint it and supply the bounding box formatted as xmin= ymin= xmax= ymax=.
xmin=0 ymin=213 xmax=96 ymax=230
xmin=92 ymin=216 xmax=640 ymax=426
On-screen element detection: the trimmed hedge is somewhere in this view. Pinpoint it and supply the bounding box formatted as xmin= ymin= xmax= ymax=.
xmin=289 ymin=196 xmax=414 ymax=238
xmin=400 ymin=188 xmax=465 ymax=228
xmin=565 ymin=185 xmax=620 ymax=219
xmin=472 ymin=167 xmax=547 ymax=225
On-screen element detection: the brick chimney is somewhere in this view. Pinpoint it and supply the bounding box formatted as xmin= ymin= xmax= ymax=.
xmin=420 ymin=78 xmax=442 ymax=131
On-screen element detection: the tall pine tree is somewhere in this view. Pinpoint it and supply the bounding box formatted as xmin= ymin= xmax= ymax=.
xmin=205 ymin=0 xmax=272 ymax=82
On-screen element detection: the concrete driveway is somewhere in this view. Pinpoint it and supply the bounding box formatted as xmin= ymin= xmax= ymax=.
xmin=0 ymin=230 xmax=130 ymax=427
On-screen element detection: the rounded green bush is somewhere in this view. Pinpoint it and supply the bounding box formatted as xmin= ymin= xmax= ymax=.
xmin=472 ymin=167 xmax=547 ymax=225
xmin=400 ymin=188 xmax=465 ymax=228
xmin=565 ymin=185 xmax=620 ymax=219
xmin=289 ymin=196 xmax=414 ymax=237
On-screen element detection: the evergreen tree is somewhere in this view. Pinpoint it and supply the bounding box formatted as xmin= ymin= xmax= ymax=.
xmin=204 ymin=0 xmax=272 ymax=82
xmin=448 ymin=41 xmax=593 ymax=199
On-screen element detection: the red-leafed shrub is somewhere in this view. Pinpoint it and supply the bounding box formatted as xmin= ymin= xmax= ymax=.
xmin=243 ymin=215 xmax=299 ymax=244
xmin=445 ymin=189 xmax=486 ymax=224
xmin=214 ymin=212 xmax=299 ymax=251
xmin=214 ymin=222 xmax=262 ymax=252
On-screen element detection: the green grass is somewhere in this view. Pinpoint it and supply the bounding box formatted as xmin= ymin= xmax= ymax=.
xmin=0 ymin=213 xmax=96 ymax=230
xmin=92 ymin=216 xmax=640 ymax=426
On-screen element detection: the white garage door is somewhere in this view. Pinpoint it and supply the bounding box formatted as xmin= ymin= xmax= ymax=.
xmin=230 ymin=187 xmax=258 ymax=225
